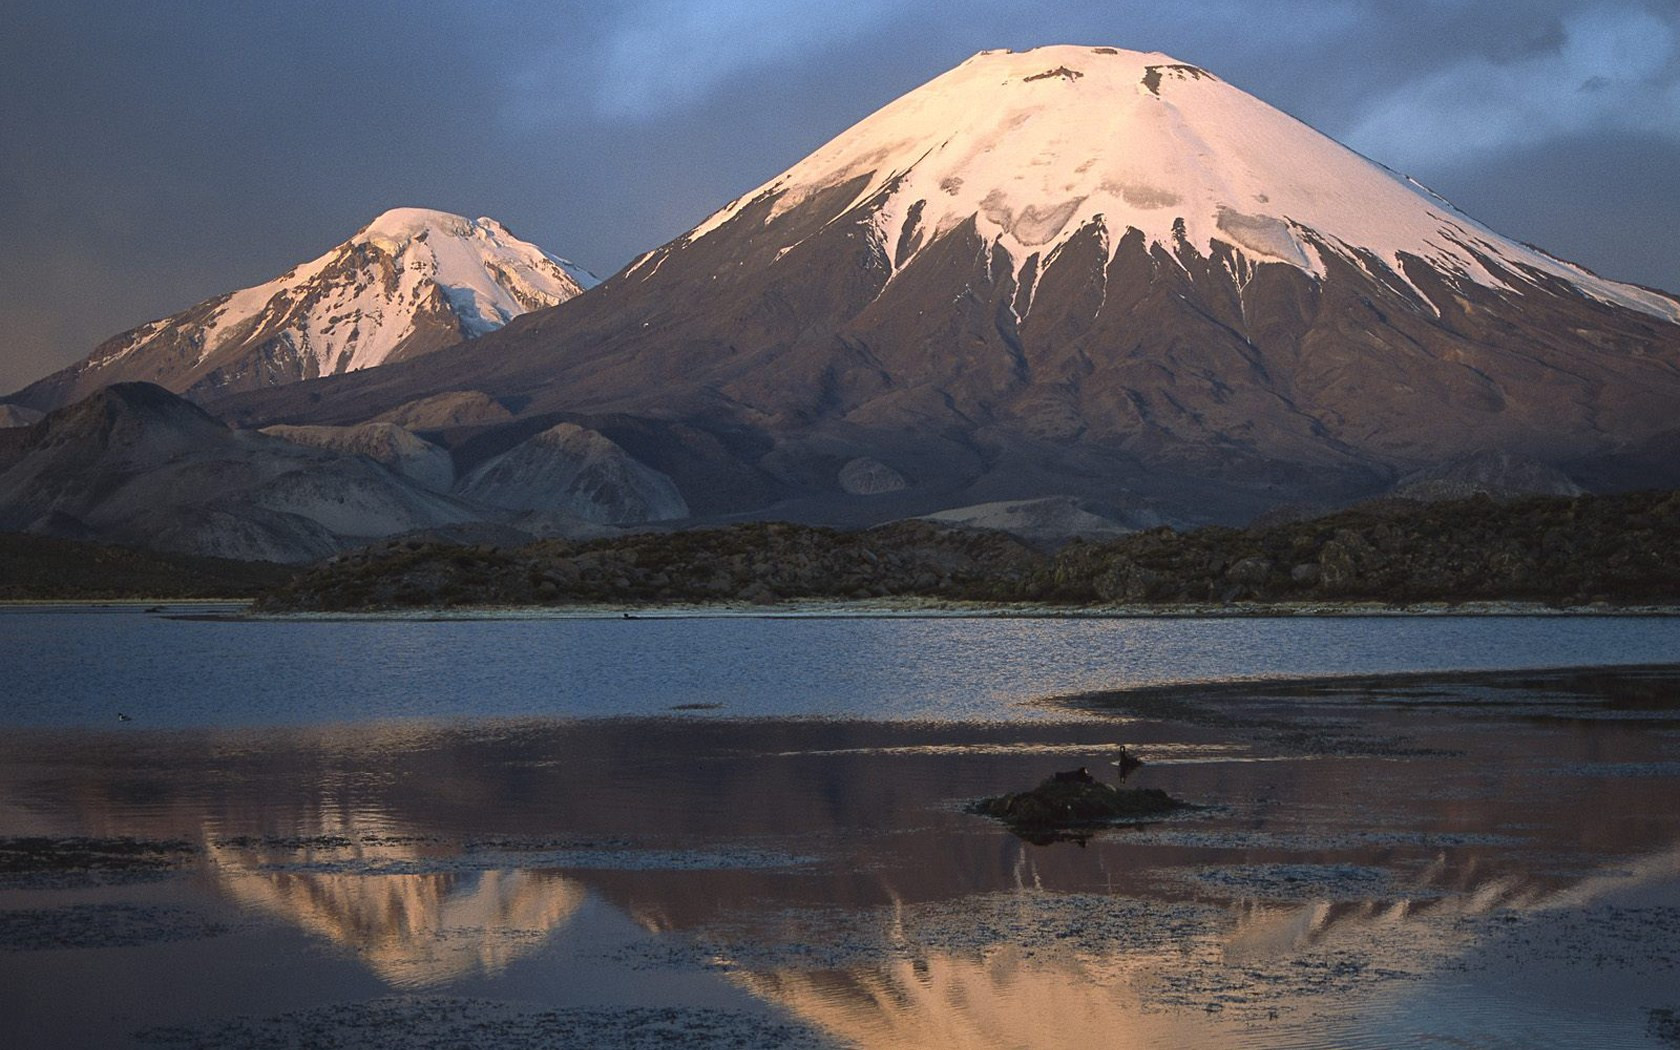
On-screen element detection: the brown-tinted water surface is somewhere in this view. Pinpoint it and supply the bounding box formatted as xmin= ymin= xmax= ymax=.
xmin=2 ymin=664 xmax=1678 ymax=1047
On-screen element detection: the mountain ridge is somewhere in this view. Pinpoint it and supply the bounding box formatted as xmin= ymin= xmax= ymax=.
xmin=8 ymin=208 xmax=596 ymax=411
xmin=11 ymin=45 xmax=1680 ymax=550
xmin=207 ymin=46 xmax=1680 ymax=525
xmin=0 ymin=383 xmax=694 ymax=561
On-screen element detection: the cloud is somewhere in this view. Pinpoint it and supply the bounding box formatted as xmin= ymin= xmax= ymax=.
xmin=581 ymin=0 xmax=911 ymax=119
xmin=1345 ymin=4 xmax=1680 ymax=170
xmin=581 ymin=0 xmax=1367 ymax=118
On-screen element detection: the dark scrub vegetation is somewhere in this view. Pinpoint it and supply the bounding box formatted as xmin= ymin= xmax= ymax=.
xmin=255 ymin=491 xmax=1680 ymax=611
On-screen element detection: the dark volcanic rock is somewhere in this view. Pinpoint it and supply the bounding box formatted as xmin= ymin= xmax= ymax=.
xmin=0 ymin=532 xmax=296 ymax=599
xmin=974 ymin=774 xmax=1186 ymax=839
xmin=1048 ymin=490 xmax=1680 ymax=605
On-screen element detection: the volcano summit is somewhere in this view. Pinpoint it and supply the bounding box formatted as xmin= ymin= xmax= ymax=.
xmin=11 ymin=46 xmax=1680 ymax=553
xmin=208 ymin=45 xmax=1679 ymax=529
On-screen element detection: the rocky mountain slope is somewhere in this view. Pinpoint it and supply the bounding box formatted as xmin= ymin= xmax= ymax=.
xmin=9 ymin=209 xmax=595 ymax=410
xmin=0 ymin=405 xmax=43 ymax=429
xmin=456 ymin=422 xmax=689 ymax=524
xmin=210 ymin=45 xmax=1680 ymax=528
xmin=0 ymin=384 xmax=488 ymax=561
xmin=0 ymin=384 xmax=679 ymax=561
xmin=258 ymin=422 xmax=458 ymax=491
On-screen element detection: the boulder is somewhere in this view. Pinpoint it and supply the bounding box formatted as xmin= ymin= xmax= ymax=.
xmin=973 ymin=773 xmax=1185 ymax=839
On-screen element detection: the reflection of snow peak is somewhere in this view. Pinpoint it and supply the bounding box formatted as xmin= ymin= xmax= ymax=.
xmin=211 ymin=830 xmax=587 ymax=988
xmin=730 ymin=843 xmax=1680 ymax=1048
xmin=685 ymin=46 xmax=1678 ymax=323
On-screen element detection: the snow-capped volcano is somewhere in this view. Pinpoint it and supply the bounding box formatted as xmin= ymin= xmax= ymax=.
xmin=195 ymin=47 xmax=1680 ymax=527
xmin=11 ymin=208 xmax=596 ymax=409
xmin=674 ymin=45 xmax=1676 ymax=323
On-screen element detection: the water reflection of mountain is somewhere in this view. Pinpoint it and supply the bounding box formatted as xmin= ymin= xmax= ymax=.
xmin=212 ymin=841 xmax=587 ymax=988
xmin=722 ymin=841 xmax=1680 ymax=1049
xmin=4 ymin=699 xmax=1677 ymax=1039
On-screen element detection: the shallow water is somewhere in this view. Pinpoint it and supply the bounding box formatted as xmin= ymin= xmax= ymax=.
xmin=2 ymin=612 xmax=1678 ymax=1047
xmin=6 ymin=604 xmax=1680 ymax=726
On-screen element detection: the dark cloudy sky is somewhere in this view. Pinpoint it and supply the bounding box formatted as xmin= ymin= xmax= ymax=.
xmin=3 ymin=0 xmax=1677 ymax=392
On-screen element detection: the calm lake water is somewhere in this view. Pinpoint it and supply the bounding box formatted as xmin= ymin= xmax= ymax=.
xmin=5 ymin=605 xmax=1680 ymax=726
xmin=2 ymin=608 xmax=1679 ymax=1048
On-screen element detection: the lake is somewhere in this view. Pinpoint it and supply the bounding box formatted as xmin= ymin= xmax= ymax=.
xmin=7 ymin=605 xmax=1680 ymax=726
xmin=2 ymin=607 xmax=1679 ymax=1048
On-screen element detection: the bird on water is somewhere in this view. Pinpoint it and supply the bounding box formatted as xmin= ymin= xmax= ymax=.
xmin=1111 ymin=745 xmax=1144 ymax=780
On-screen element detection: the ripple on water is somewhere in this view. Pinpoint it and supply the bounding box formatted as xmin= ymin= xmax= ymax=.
xmin=1170 ymin=863 xmax=1402 ymax=901
xmin=132 ymin=998 xmax=839 ymax=1050
xmin=0 ymin=903 xmax=231 ymax=951
xmin=9 ymin=609 xmax=1680 ymax=726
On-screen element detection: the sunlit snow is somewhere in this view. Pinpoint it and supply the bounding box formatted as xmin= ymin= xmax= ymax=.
xmin=684 ymin=46 xmax=1679 ymax=323
xmin=96 ymin=209 xmax=597 ymax=378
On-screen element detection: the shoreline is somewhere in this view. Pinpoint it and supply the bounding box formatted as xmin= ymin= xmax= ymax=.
xmin=0 ymin=598 xmax=251 ymax=606
xmin=1047 ymin=660 xmax=1680 ymax=714
xmin=9 ymin=595 xmax=1680 ymax=623
xmin=233 ymin=597 xmax=1680 ymax=621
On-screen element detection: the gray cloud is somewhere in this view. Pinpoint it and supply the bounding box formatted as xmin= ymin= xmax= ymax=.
xmin=587 ymin=0 xmax=912 ymax=119
xmin=507 ymin=0 xmax=1369 ymax=131
xmin=1347 ymin=5 xmax=1680 ymax=168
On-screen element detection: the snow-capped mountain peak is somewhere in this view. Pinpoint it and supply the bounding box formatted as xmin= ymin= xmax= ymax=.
xmin=356 ymin=208 xmax=599 ymax=320
xmin=14 ymin=208 xmax=598 ymax=409
xmin=197 ymin=207 xmax=597 ymax=373
xmin=681 ymin=45 xmax=1677 ymax=323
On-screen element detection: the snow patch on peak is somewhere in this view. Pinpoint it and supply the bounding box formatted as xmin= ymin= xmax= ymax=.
xmin=687 ymin=43 xmax=1679 ymax=325
xmin=189 ymin=207 xmax=599 ymax=378
xmin=360 ymin=207 xmax=478 ymax=247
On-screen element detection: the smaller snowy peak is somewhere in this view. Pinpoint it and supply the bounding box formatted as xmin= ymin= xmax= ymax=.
xmin=360 ymin=206 xmax=479 ymax=245
xmin=354 ymin=208 xmax=597 ymax=287
xmin=39 ymin=207 xmax=601 ymax=407
xmin=339 ymin=207 xmax=598 ymax=339
xmin=190 ymin=205 xmax=597 ymax=371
